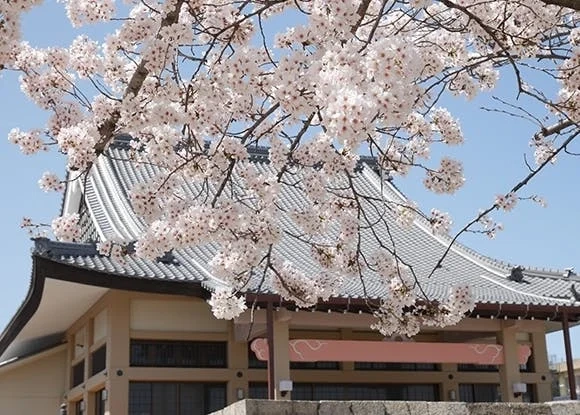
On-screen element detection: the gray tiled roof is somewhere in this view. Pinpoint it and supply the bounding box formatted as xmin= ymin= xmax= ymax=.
xmin=42 ymin=139 xmax=579 ymax=307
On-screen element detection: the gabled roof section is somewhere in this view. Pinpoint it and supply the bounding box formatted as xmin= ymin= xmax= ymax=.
xmin=62 ymin=138 xmax=579 ymax=308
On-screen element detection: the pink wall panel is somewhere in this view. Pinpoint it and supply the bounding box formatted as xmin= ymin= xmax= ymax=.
xmin=250 ymin=338 xmax=532 ymax=365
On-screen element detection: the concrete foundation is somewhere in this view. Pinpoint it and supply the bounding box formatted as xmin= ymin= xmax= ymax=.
xmin=210 ymin=399 xmax=580 ymax=415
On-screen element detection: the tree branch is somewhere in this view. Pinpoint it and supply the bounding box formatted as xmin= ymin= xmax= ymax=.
xmin=95 ymin=0 xmax=186 ymax=155
xmin=427 ymin=128 xmax=580 ymax=279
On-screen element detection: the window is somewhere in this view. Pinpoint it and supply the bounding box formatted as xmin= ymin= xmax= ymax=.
xmin=459 ymin=384 xmax=500 ymax=402
xmin=457 ymin=364 xmax=498 ymax=372
xmin=290 ymin=361 xmax=340 ymax=370
xmin=72 ymin=361 xmax=84 ymax=387
xmin=292 ymin=383 xmax=439 ymax=401
xmin=91 ymin=345 xmax=106 ymax=376
xmin=75 ymin=400 xmax=85 ymax=415
xmin=249 ymin=382 xmax=268 ymax=399
xmin=95 ymin=390 xmax=106 ymax=415
xmin=523 ymin=384 xmax=536 ymax=403
xmin=129 ymin=382 xmax=226 ymax=415
xmin=354 ymin=362 xmax=439 ymax=371
xmin=130 ymin=340 xmax=227 ymax=368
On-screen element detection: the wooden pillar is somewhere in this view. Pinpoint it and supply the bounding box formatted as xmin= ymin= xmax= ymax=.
xmin=562 ymin=310 xmax=577 ymax=400
xmin=530 ymin=331 xmax=552 ymax=402
xmin=84 ymin=320 xmax=94 ymax=413
xmin=273 ymin=312 xmax=291 ymax=400
xmin=340 ymin=329 xmax=354 ymax=372
xmin=267 ymin=302 xmax=275 ymax=400
xmin=498 ymin=322 xmax=522 ymax=402
xmin=227 ymin=321 xmax=248 ymax=404
xmin=65 ymin=334 xmax=74 ymax=414
xmin=440 ymin=363 xmax=458 ymax=401
xmin=105 ymin=292 xmax=130 ymax=415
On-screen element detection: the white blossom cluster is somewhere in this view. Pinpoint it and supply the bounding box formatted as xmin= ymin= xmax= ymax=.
xmin=495 ymin=192 xmax=518 ymax=212
xmin=208 ymin=289 xmax=247 ymax=320
xmin=431 ymin=109 xmax=463 ymax=146
xmin=51 ymin=213 xmax=81 ymax=242
xmin=370 ymin=251 xmax=474 ymax=337
xmin=38 ymin=172 xmax=64 ymax=192
xmin=97 ymin=240 xmax=127 ymax=265
xmin=423 ymin=158 xmax=465 ymax=194
xmin=8 ymin=128 xmax=45 ymax=155
xmin=429 ymin=209 xmax=452 ymax=235
xmin=5 ymin=0 xmax=577 ymax=336
xmin=371 ymin=284 xmax=475 ymax=338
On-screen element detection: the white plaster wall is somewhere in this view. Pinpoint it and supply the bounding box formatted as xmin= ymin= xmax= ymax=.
xmin=130 ymin=298 xmax=228 ymax=332
xmin=0 ymin=348 xmax=66 ymax=415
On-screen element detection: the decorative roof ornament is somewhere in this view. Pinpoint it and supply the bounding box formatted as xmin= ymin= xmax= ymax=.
xmin=508 ymin=266 xmax=525 ymax=283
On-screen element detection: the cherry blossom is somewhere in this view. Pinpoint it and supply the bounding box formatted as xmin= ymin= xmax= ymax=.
xmin=495 ymin=193 xmax=518 ymax=212
xmin=208 ymin=289 xmax=248 ymax=320
xmin=51 ymin=213 xmax=81 ymax=242
xmin=38 ymin=172 xmax=64 ymax=192
xmin=5 ymin=0 xmax=580 ymax=336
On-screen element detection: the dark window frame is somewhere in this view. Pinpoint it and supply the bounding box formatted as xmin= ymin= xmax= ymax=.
xmin=354 ymin=362 xmax=439 ymax=371
xmin=459 ymin=383 xmax=500 ymax=402
xmin=290 ymin=361 xmax=340 ymax=370
xmin=291 ymin=382 xmax=440 ymax=401
xmin=95 ymin=389 xmax=106 ymax=415
xmin=457 ymin=364 xmax=499 ymax=372
xmin=129 ymin=381 xmax=226 ymax=415
xmin=91 ymin=345 xmax=107 ymax=376
xmin=130 ymin=340 xmax=227 ymax=368
xmin=72 ymin=360 xmax=84 ymax=388
xmin=75 ymin=400 xmax=85 ymax=415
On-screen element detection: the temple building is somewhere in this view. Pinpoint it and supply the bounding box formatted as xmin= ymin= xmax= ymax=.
xmin=1 ymin=137 xmax=579 ymax=414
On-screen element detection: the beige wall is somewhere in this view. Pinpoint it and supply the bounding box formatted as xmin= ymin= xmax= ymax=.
xmin=130 ymin=298 xmax=228 ymax=332
xmin=0 ymin=288 xmax=555 ymax=415
xmin=0 ymin=346 xmax=66 ymax=415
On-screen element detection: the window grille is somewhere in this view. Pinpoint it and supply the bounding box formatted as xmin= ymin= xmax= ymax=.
xmin=130 ymin=340 xmax=227 ymax=368
xmin=129 ymin=382 xmax=226 ymax=415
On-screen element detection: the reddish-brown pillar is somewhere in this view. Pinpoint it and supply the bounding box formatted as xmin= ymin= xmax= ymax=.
xmin=562 ymin=310 xmax=577 ymax=400
xmin=267 ymin=302 xmax=275 ymax=400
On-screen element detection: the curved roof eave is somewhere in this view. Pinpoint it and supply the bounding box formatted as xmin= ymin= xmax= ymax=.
xmin=0 ymin=257 xmax=45 ymax=360
xmin=0 ymin=254 xmax=209 ymax=359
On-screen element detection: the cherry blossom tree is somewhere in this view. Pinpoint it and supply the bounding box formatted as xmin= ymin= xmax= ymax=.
xmin=3 ymin=0 xmax=579 ymax=336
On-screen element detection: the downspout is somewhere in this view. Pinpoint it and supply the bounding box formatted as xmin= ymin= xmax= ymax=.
xmin=562 ymin=309 xmax=577 ymax=400
xmin=267 ymin=301 xmax=275 ymax=400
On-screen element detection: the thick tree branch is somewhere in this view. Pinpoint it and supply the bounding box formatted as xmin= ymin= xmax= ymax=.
xmin=536 ymin=120 xmax=575 ymax=139
xmin=95 ymin=0 xmax=185 ymax=155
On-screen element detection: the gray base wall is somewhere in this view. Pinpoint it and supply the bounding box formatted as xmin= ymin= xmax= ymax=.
xmin=210 ymin=400 xmax=580 ymax=415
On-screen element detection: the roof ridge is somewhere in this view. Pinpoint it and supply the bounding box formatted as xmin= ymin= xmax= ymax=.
xmin=32 ymin=237 xmax=99 ymax=258
xmin=108 ymin=134 xmax=379 ymax=169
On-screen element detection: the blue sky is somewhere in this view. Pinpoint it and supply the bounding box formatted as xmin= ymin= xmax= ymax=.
xmin=1 ymin=2 xmax=579 ymax=363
